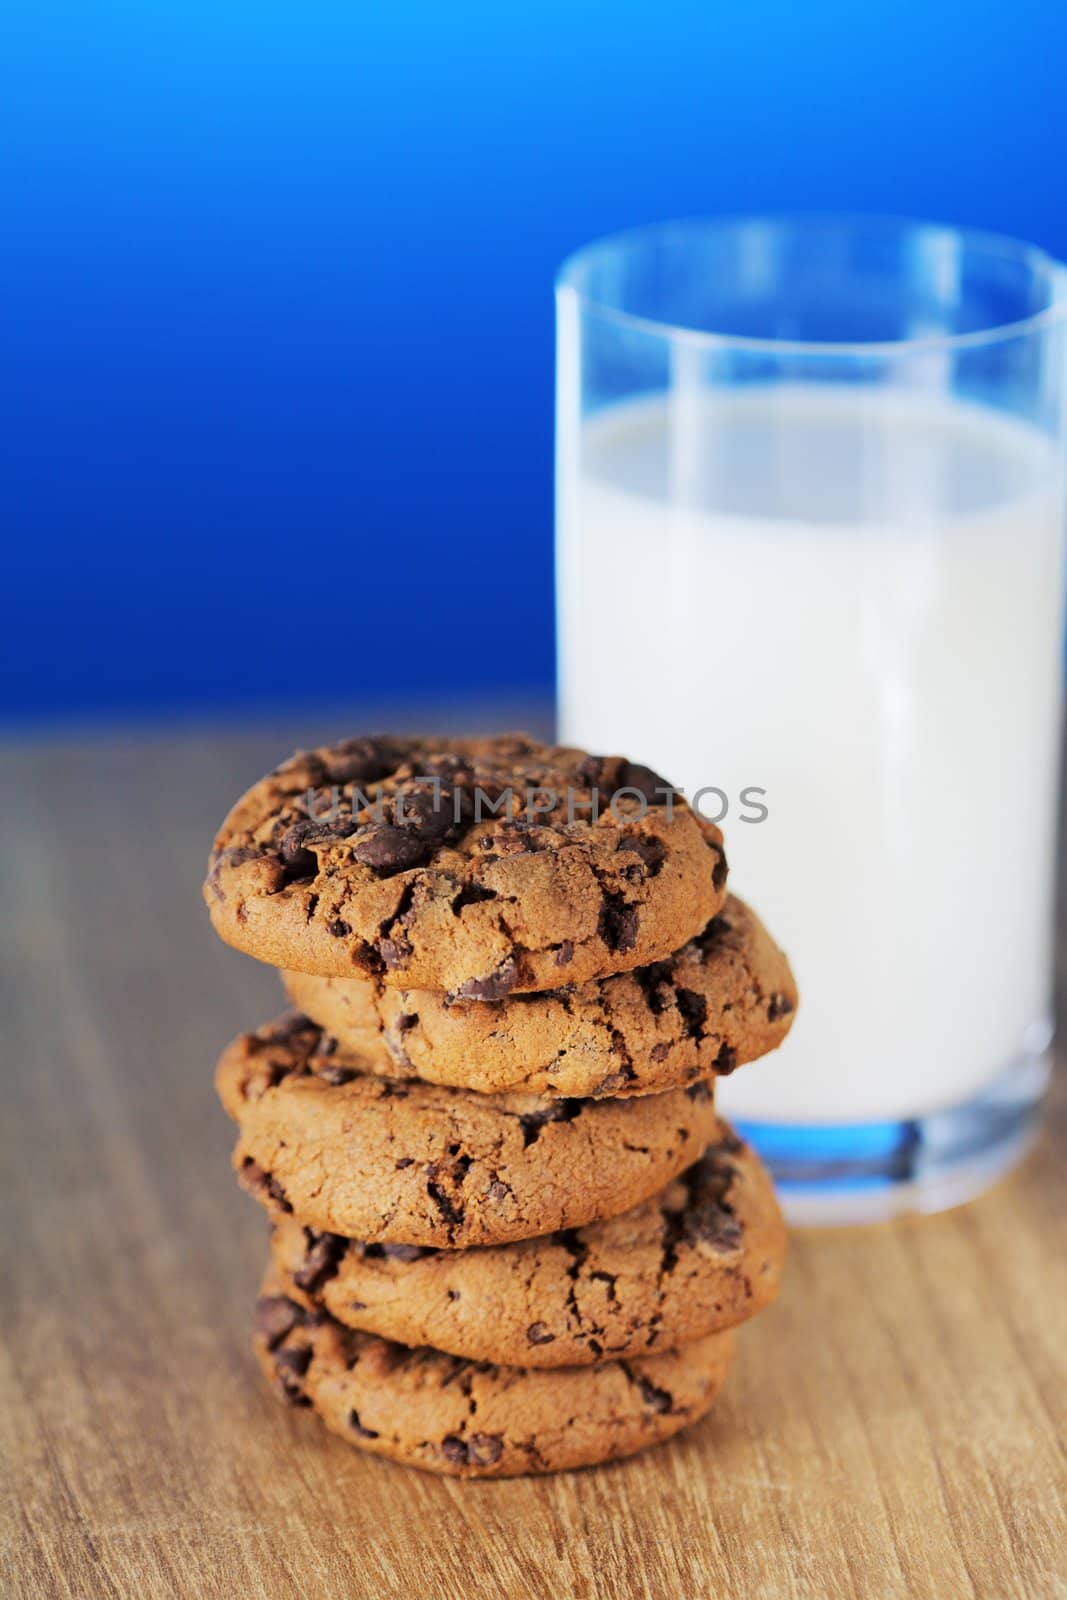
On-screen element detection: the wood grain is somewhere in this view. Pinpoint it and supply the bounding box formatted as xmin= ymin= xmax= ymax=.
xmin=1 ymin=721 xmax=1064 ymax=1600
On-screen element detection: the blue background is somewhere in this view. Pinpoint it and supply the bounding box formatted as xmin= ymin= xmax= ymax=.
xmin=3 ymin=1 xmax=1067 ymax=725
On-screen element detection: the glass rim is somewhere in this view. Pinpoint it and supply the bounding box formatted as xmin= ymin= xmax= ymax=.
xmin=556 ymin=212 xmax=1067 ymax=357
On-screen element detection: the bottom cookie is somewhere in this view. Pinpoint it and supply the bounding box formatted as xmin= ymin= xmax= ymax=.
xmin=254 ymin=1271 xmax=736 ymax=1478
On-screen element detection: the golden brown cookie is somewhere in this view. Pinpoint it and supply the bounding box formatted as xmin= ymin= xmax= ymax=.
xmin=204 ymin=734 xmax=727 ymax=994
xmin=283 ymin=894 xmax=796 ymax=1099
xmin=270 ymin=1125 xmax=785 ymax=1367
xmin=218 ymin=1013 xmax=719 ymax=1247
xmin=254 ymin=1272 xmax=736 ymax=1477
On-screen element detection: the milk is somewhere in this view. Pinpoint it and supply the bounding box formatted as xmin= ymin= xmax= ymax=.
xmin=557 ymin=386 xmax=1065 ymax=1123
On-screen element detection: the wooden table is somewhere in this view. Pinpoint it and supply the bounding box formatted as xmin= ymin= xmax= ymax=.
xmin=3 ymin=722 xmax=1065 ymax=1600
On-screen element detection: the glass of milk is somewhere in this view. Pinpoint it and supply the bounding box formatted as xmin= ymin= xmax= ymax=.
xmin=556 ymin=216 xmax=1067 ymax=1223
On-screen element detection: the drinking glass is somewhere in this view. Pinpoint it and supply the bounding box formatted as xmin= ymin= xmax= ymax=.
xmin=556 ymin=215 xmax=1067 ymax=1222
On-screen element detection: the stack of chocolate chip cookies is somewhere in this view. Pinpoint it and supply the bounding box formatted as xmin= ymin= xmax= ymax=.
xmin=204 ymin=734 xmax=796 ymax=1478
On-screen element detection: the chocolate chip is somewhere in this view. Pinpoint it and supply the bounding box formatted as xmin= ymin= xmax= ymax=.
xmin=379 ymin=932 xmax=414 ymax=970
xmin=255 ymin=1295 xmax=305 ymax=1350
xmin=273 ymin=1350 xmax=312 ymax=1407
xmin=439 ymin=1359 xmax=474 ymax=1390
xmin=577 ymin=756 xmax=674 ymax=805
xmin=422 ymin=752 xmax=476 ymax=782
xmin=686 ymin=1204 xmax=743 ymax=1250
xmin=243 ymin=1057 xmax=285 ymax=1096
xmin=693 ymin=917 xmax=726 ymax=954
xmin=598 ymin=894 xmax=639 ymax=954
xmin=710 ymin=844 xmax=728 ymax=892
xmin=394 ymin=787 xmax=455 ymax=841
xmin=767 ymin=992 xmax=795 ymax=1021
xmin=239 ymin=1158 xmax=293 ymax=1213
xmin=679 ymin=1149 xmax=744 ymax=1249
xmin=279 ymin=816 xmax=353 ymax=878
xmin=634 ymin=961 xmax=673 ymax=1014
xmin=468 ymin=1433 xmax=504 ymax=1466
xmin=316 ymin=1062 xmax=358 ymax=1086
xmin=685 ymin=1080 xmax=712 ymax=1103
xmin=518 ymin=1100 xmax=582 ymax=1146
xmin=650 ymin=1042 xmax=670 ymax=1062
xmin=617 ymin=762 xmax=673 ymax=804
xmin=325 ymin=738 xmax=401 ymax=786
xmin=637 ymin=1377 xmax=673 ymax=1413
xmin=440 ymin=1432 xmax=503 ymax=1466
xmin=348 ymin=1408 xmax=380 ymax=1439
xmin=557 ymin=1229 xmax=588 ymax=1272
xmin=685 ymin=1171 xmax=742 ymax=1243
xmin=375 ymin=1079 xmax=410 ymax=1100
xmin=451 ymin=881 xmax=498 ymax=914
xmin=427 ymin=1181 xmax=464 ymax=1228
xmin=278 ymin=822 xmax=315 ymax=872
xmin=276 ymin=1382 xmax=310 ymax=1408
xmin=487 ymin=1180 xmax=510 ymax=1203
xmin=293 ymin=1230 xmax=346 ymax=1294
xmin=714 ymin=1043 xmax=738 ymax=1075
xmin=273 ymin=1344 xmax=311 ymax=1381
xmin=352 ymin=939 xmax=385 ymax=976
xmin=526 ymin=1322 xmax=556 ymax=1346
xmin=353 ymin=824 xmax=429 ymax=873
xmin=360 ymin=1240 xmax=429 ymax=1262
xmin=327 ymin=918 xmax=351 ymax=937
xmin=220 ymin=843 xmax=262 ymax=871
xmin=609 ymin=1026 xmax=635 ymax=1071
xmin=207 ymin=842 xmax=262 ymax=900
xmin=338 ymin=1328 xmax=364 ymax=1369
xmin=555 ymin=940 xmax=574 ymax=967
xmin=452 ymin=958 xmax=521 ymax=1002
xmin=490 ymin=822 xmax=537 ymax=856
xmin=591 ymin=1268 xmax=618 ymax=1301
xmin=616 ymin=834 xmax=667 ymax=874
xmin=675 ymin=987 xmax=708 ymax=1040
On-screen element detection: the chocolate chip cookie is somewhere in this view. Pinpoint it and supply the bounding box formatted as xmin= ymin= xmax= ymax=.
xmin=218 ymin=1013 xmax=720 ymax=1247
xmin=204 ymin=734 xmax=727 ymax=995
xmin=255 ymin=1272 xmax=736 ymax=1477
xmin=283 ymin=894 xmax=796 ymax=1100
xmin=269 ymin=1126 xmax=785 ymax=1368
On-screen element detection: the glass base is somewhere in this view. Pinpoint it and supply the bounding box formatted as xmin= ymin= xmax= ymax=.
xmin=734 ymin=1051 xmax=1051 ymax=1226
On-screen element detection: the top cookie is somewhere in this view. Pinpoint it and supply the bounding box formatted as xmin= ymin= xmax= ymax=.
xmin=204 ymin=734 xmax=727 ymax=995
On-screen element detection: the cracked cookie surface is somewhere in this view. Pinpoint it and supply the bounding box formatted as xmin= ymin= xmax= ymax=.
xmin=254 ymin=1269 xmax=736 ymax=1477
xmin=269 ymin=1125 xmax=785 ymax=1367
xmin=204 ymin=733 xmax=727 ymax=994
xmin=218 ymin=1013 xmax=719 ymax=1247
xmin=283 ymin=894 xmax=796 ymax=1099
